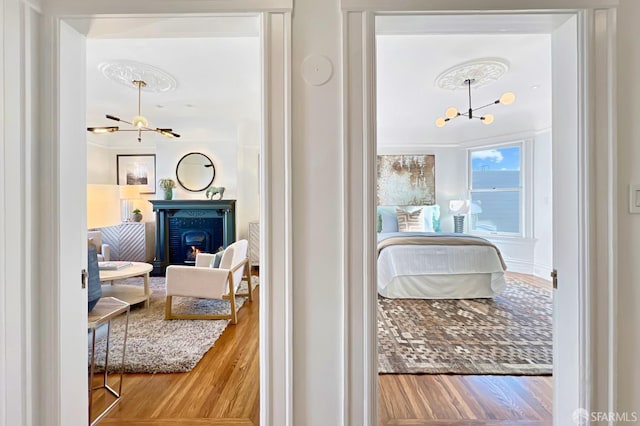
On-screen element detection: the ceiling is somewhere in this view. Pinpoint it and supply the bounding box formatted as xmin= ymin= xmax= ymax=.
xmin=83 ymin=16 xmax=261 ymax=148
xmin=83 ymin=14 xmax=563 ymax=149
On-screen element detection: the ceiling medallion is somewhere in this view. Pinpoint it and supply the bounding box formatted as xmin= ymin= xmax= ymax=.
xmin=435 ymin=58 xmax=510 ymax=91
xmin=99 ymin=60 xmax=177 ymax=92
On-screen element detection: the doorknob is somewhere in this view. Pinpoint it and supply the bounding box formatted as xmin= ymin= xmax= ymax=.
xmin=81 ymin=269 xmax=88 ymax=289
xmin=550 ymin=269 xmax=558 ymax=289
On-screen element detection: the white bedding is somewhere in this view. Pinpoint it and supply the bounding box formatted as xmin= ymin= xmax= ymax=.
xmin=377 ymin=243 xmax=506 ymax=299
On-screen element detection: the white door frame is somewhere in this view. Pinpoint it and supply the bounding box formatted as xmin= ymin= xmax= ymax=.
xmin=341 ymin=2 xmax=617 ymax=425
xmin=37 ymin=3 xmax=293 ymax=426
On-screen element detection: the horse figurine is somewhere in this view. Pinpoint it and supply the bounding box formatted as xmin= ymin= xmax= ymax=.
xmin=206 ymin=186 xmax=225 ymax=200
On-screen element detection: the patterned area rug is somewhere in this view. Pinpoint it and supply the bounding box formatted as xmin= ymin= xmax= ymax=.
xmin=378 ymin=275 xmax=552 ymax=375
xmin=89 ymin=275 xmax=257 ymax=374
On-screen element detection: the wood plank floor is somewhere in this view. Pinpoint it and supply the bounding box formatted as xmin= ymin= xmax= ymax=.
xmin=378 ymin=272 xmax=553 ymax=426
xmin=92 ymin=276 xmax=260 ymax=426
xmin=91 ymin=271 xmax=552 ymax=426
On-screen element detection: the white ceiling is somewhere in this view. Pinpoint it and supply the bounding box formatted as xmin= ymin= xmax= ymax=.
xmin=84 ymin=16 xmax=261 ymax=148
xmin=376 ymin=33 xmax=551 ymax=146
xmin=83 ymin=14 xmax=562 ymax=149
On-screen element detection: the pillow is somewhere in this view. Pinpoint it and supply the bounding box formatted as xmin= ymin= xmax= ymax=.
xmin=406 ymin=205 xmax=441 ymax=232
xmin=377 ymin=206 xmax=399 ymax=233
xmin=209 ymin=252 xmax=223 ymax=268
xmin=395 ymin=208 xmax=425 ymax=232
xmin=377 ymin=205 xmax=442 ymax=233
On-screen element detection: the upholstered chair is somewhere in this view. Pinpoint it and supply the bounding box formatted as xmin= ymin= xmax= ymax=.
xmin=87 ymin=230 xmax=111 ymax=262
xmin=87 ymin=243 xmax=102 ymax=312
xmin=164 ymin=239 xmax=252 ymax=323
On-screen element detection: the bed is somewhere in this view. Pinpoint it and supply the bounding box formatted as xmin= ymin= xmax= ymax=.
xmin=377 ymin=205 xmax=507 ymax=299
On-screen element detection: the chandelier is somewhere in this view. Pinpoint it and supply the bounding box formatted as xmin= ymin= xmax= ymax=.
xmin=435 ymin=78 xmax=515 ymax=127
xmin=87 ymin=80 xmax=181 ymax=142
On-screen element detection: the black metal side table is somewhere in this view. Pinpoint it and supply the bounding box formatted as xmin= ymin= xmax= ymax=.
xmin=88 ymin=297 xmax=130 ymax=425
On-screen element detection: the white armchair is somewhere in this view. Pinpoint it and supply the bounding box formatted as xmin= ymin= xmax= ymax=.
xmin=164 ymin=239 xmax=252 ymax=323
xmin=87 ymin=230 xmax=111 ymax=262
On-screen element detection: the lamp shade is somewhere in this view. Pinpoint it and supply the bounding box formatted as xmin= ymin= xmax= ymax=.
xmin=449 ymin=199 xmax=470 ymax=215
xmin=87 ymin=184 xmax=121 ymax=229
xmin=119 ymin=185 xmax=141 ymax=200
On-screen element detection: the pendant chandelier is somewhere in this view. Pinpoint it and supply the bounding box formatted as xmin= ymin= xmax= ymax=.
xmin=435 ymin=78 xmax=515 ymax=128
xmin=87 ymin=80 xmax=180 ymax=142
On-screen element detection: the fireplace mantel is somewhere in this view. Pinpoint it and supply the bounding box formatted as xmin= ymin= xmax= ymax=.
xmin=150 ymin=199 xmax=236 ymax=275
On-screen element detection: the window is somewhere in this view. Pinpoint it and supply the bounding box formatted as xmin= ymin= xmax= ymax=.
xmin=469 ymin=144 xmax=522 ymax=235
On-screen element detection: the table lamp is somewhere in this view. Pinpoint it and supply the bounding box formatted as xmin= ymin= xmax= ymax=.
xmin=449 ymin=199 xmax=470 ymax=233
xmin=87 ymin=184 xmax=121 ymax=229
xmin=119 ymin=185 xmax=141 ymax=222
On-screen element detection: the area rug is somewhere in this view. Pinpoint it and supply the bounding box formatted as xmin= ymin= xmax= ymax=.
xmin=378 ymin=275 xmax=552 ymax=375
xmin=89 ymin=275 xmax=258 ymax=374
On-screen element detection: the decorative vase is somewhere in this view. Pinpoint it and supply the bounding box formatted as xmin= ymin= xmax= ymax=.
xmin=133 ymin=212 xmax=143 ymax=222
xmin=163 ymin=188 xmax=173 ymax=200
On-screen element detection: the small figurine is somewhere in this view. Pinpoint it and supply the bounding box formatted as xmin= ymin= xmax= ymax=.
xmin=206 ymin=186 xmax=225 ymax=200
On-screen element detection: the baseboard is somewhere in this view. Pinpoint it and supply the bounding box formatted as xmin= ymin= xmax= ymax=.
xmin=533 ymin=263 xmax=553 ymax=281
xmin=503 ymin=258 xmax=534 ymax=275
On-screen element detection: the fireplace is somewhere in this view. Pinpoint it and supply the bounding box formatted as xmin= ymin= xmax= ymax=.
xmin=150 ymin=200 xmax=236 ymax=275
xmin=183 ymin=231 xmax=209 ymax=264
xmin=168 ymin=218 xmax=223 ymax=265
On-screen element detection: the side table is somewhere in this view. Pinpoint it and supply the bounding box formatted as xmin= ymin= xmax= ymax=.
xmin=88 ymin=297 xmax=130 ymax=425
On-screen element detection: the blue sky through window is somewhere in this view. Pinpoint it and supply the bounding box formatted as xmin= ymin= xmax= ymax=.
xmin=471 ymin=146 xmax=520 ymax=171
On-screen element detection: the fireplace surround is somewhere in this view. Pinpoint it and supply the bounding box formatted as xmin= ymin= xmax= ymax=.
xmin=150 ymin=199 xmax=236 ymax=275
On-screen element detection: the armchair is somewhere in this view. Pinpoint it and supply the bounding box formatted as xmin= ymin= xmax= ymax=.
xmin=164 ymin=239 xmax=252 ymax=323
xmin=87 ymin=230 xmax=111 ymax=262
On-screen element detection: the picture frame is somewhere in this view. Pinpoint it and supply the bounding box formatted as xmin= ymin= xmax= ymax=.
xmin=116 ymin=154 xmax=156 ymax=194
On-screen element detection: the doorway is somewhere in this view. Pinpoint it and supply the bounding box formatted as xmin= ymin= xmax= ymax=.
xmin=83 ymin=15 xmax=262 ymax=424
xmin=341 ymin=6 xmax=616 ymax=426
xmin=374 ymin=14 xmax=556 ymax=424
xmin=49 ymin=8 xmax=291 ymax=426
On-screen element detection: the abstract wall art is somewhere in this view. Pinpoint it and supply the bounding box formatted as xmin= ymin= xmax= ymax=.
xmin=377 ymin=155 xmax=436 ymax=206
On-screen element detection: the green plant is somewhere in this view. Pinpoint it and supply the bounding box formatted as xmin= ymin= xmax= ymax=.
xmin=158 ymin=178 xmax=176 ymax=191
xmin=132 ymin=208 xmax=141 ymax=214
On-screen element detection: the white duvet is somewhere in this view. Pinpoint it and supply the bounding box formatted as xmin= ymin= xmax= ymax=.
xmin=377 ymin=244 xmax=506 ymax=299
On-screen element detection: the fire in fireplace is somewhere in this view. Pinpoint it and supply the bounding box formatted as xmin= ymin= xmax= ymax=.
xmin=182 ymin=231 xmax=210 ymax=264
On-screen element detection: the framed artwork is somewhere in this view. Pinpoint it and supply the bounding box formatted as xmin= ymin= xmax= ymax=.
xmin=377 ymin=154 xmax=436 ymax=205
xmin=116 ymin=154 xmax=156 ymax=194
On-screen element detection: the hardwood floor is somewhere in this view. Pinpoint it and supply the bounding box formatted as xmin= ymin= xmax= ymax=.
xmin=91 ymin=271 xmax=552 ymax=426
xmin=92 ymin=279 xmax=260 ymax=426
xmin=378 ymin=272 xmax=553 ymax=426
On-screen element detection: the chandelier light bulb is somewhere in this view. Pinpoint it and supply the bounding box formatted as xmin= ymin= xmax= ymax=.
xmin=132 ymin=115 xmax=148 ymax=128
xmin=482 ymin=114 xmax=494 ymax=125
xmin=435 ymin=117 xmax=446 ymax=128
xmin=445 ymin=107 xmax=458 ymax=119
xmin=499 ymin=92 xmax=516 ymax=105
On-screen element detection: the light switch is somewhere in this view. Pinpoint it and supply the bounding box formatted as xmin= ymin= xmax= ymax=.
xmin=629 ymin=184 xmax=640 ymax=213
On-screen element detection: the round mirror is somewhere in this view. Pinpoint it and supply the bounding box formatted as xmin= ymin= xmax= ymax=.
xmin=176 ymin=152 xmax=215 ymax=192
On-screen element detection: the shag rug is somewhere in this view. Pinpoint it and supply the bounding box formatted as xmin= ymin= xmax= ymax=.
xmin=89 ymin=275 xmax=258 ymax=374
xmin=378 ymin=275 xmax=552 ymax=375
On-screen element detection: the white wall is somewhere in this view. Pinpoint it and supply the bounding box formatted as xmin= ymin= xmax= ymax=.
xmin=533 ymin=130 xmax=553 ymax=278
xmin=236 ymin=119 xmax=260 ymax=238
xmin=86 ymin=137 xmax=258 ymax=240
xmin=617 ymin=0 xmax=640 ymax=414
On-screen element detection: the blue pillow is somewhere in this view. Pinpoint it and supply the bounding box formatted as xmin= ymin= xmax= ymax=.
xmin=377 ymin=206 xmax=399 ymax=233
xmin=210 ymin=252 xmax=223 ymax=268
xmin=377 ymin=205 xmax=441 ymax=233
